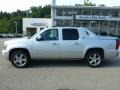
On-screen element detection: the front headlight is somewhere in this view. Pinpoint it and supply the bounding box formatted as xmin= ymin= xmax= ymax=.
xmin=3 ymin=44 xmax=8 ymax=50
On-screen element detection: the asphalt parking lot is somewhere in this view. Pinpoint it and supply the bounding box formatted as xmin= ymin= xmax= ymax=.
xmin=0 ymin=38 xmax=120 ymax=90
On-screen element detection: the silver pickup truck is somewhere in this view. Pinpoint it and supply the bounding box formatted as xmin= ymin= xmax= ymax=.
xmin=2 ymin=27 xmax=120 ymax=68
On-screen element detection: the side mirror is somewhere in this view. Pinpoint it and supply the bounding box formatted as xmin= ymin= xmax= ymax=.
xmin=36 ymin=35 xmax=43 ymax=41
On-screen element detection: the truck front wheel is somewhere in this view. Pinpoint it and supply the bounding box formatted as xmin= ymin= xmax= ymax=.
xmin=10 ymin=51 xmax=30 ymax=68
xmin=85 ymin=51 xmax=103 ymax=68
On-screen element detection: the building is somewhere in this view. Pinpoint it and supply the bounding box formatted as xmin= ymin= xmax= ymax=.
xmin=52 ymin=6 xmax=120 ymax=36
xmin=23 ymin=0 xmax=120 ymax=36
xmin=23 ymin=18 xmax=52 ymax=36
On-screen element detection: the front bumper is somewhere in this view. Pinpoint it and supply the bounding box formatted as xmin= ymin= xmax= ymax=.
xmin=2 ymin=50 xmax=9 ymax=60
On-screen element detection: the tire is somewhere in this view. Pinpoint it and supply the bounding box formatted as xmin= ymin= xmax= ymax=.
xmin=85 ymin=51 xmax=103 ymax=68
xmin=10 ymin=51 xmax=30 ymax=68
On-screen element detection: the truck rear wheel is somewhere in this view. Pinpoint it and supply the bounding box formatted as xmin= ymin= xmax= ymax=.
xmin=10 ymin=51 xmax=30 ymax=68
xmin=85 ymin=51 xmax=103 ymax=68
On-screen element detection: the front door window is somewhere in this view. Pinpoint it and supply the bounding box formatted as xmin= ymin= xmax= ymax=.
xmin=40 ymin=29 xmax=58 ymax=41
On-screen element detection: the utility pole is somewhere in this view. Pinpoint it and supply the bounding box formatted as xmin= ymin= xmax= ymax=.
xmin=14 ymin=21 xmax=18 ymax=37
xmin=51 ymin=0 xmax=56 ymax=27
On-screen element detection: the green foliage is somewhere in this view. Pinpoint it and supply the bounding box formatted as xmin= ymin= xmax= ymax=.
xmin=76 ymin=0 xmax=96 ymax=6
xmin=0 ymin=5 xmax=51 ymax=34
xmin=30 ymin=5 xmax=51 ymax=18
xmin=7 ymin=16 xmax=23 ymax=34
xmin=84 ymin=0 xmax=96 ymax=6
xmin=0 ymin=19 xmax=9 ymax=33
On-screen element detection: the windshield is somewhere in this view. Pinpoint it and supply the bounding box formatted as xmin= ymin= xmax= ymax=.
xmin=27 ymin=28 xmax=48 ymax=39
xmin=27 ymin=33 xmax=37 ymax=39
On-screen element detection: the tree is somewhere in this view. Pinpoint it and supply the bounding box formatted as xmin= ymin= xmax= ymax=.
xmin=0 ymin=19 xmax=9 ymax=33
xmin=76 ymin=0 xmax=96 ymax=6
xmin=84 ymin=0 xmax=96 ymax=6
xmin=0 ymin=11 xmax=10 ymax=20
xmin=0 ymin=5 xmax=51 ymax=34
xmin=8 ymin=16 xmax=23 ymax=34
xmin=30 ymin=5 xmax=51 ymax=18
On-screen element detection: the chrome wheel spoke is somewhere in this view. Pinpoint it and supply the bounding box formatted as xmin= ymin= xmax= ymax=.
xmin=19 ymin=54 xmax=24 ymax=59
xmin=93 ymin=54 xmax=97 ymax=59
xmin=89 ymin=60 xmax=94 ymax=64
xmin=13 ymin=53 xmax=27 ymax=66
xmin=21 ymin=59 xmax=26 ymax=62
xmin=89 ymin=56 xmax=93 ymax=60
xmin=15 ymin=55 xmax=19 ymax=59
xmin=96 ymin=57 xmax=100 ymax=61
xmin=15 ymin=61 xmax=21 ymax=66
xmin=88 ymin=53 xmax=101 ymax=66
xmin=19 ymin=61 xmax=24 ymax=66
xmin=13 ymin=55 xmax=19 ymax=63
xmin=14 ymin=60 xmax=19 ymax=63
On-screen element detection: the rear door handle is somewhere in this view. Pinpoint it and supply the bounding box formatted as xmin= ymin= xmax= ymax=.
xmin=52 ymin=43 xmax=59 ymax=45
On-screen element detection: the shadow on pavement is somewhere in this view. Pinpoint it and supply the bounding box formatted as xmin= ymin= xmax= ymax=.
xmin=102 ymin=59 xmax=120 ymax=68
xmin=28 ymin=58 xmax=120 ymax=68
xmin=28 ymin=60 xmax=87 ymax=68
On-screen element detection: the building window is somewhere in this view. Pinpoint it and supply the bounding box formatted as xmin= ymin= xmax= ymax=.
xmin=81 ymin=21 xmax=90 ymax=27
xmin=91 ymin=21 xmax=99 ymax=27
xmin=100 ymin=10 xmax=111 ymax=16
xmin=91 ymin=10 xmax=100 ymax=15
xmin=117 ymin=22 xmax=120 ymax=36
xmin=118 ymin=22 xmax=120 ymax=28
xmin=63 ymin=9 xmax=72 ymax=16
xmin=56 ymin=20 xmax=63 ymax=26
xmin=99 ymin=21 xmax=108 ymax=36
xmin=56 ymin=9 xmax=63 ymax=16
xmin=83 ymin=9 xmax=92 ymax=15
xmin=90 ymin=21 xmax=101 ymax=34
xmin=73 ymin=9 xmax=82 ymax=15
xmin=64 ymin=20 xmax=72 ymax=26
xmin=111 ymin=11 xmax=119 ymax=17
xmin=109 ymin=21 xmax=116 ymax=28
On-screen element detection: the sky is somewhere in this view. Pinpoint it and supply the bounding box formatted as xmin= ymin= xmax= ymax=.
xmin=0 ymin=0 xmax=120 ymax=12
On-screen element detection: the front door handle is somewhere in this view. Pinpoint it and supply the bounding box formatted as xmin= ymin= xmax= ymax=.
xmin=74 ymin=42 xmax=80 ymax=45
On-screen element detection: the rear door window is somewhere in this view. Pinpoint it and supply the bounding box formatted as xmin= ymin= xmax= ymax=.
xmin=62 ymin=28 xmax=79 ymax=40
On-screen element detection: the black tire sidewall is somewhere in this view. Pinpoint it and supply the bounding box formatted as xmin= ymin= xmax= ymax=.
xmin=10 ymin=51 xmax=29 ymax=68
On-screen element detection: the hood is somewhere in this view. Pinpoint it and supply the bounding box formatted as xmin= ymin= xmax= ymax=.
xmin=4 ymin=37 xmax=29 ymax=45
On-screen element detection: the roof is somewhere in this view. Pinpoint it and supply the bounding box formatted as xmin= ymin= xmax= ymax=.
xmin=53 ymin=27 xmax=88 ymax=30
xmin=52 ymin=6 xmax=120 ymax=10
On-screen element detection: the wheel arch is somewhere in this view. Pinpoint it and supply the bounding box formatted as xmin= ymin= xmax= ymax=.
xmin=9 ymin=48 xmax=31 ymax=61
xmin=85 ymin=48 xmax=104 ymax=59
